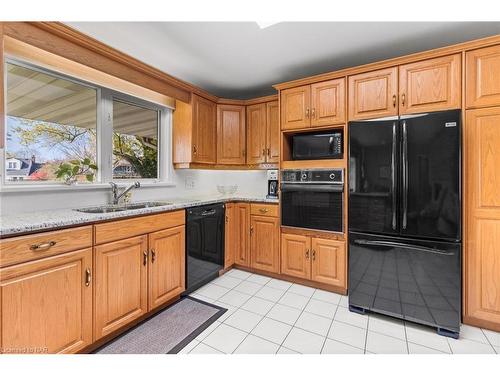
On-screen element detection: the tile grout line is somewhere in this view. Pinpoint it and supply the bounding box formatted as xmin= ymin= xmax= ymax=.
xmin=319 ymin=301 xmax=341 ymax=353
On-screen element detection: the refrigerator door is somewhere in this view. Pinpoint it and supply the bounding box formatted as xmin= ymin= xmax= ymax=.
xmin=400 ymin=110 xmax=461 ymax=241
xmin=349 ymin=119 xmax=400 ymax=235
xmin=348 ymin=231 xmax=461 ymax=333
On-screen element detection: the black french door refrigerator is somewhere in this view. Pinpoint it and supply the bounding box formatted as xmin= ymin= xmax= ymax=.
xmin=348 ymin=110 xmax=461 ymax=338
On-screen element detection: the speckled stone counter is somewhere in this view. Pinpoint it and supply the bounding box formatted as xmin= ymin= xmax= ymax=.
xmin=0 ymin=195 xmax=279 ymax=237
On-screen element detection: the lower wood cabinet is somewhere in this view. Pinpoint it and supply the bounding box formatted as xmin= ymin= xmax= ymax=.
xmin=281 ymin=233 xmax=346 ymax=289
xmin=94 ymin=235 xmax=149 ymax=340
xmin=250 ymin=215 xmax=280 ymax=273
xmin=0 ymin=248 xmax=93 ymax=354
xmin=224 ymin=203 xmax=235 ymax=268
xmin=148 ymin=226 xmax=185 ymax=310
xmin=234 ymin=203 xmax=251 ymax=267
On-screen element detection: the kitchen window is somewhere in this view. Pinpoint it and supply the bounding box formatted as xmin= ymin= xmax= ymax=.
xmin=2 ymin=59 xmax=172 ymax=187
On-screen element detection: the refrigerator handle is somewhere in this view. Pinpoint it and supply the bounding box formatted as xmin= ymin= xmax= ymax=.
xmin=391 ymin=122 xmax=397 ymax=230
xmin=402 ymin=120 xmax=408 ymax=230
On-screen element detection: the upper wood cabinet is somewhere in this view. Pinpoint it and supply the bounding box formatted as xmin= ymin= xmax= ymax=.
xmin=148 ymin=226 xmax=185 ymax=310
xmin=94 ymin=235 xmax=148 ymax=340
xmin=246 ymin=103 xmax=267 ymax=164
xmin=399 ymin=54 xmax=461 ymax=114
xmin=234 ymin=203 xmax=251 ymax=267
xmin=310 ymin=79 xmax=345 ymax=127
xmin=464 ymin=107 xmax=500 ymax=332
xmin=348 ymin=67 xmax=398 ymax=121
xmin=224 ymin=203 xmax=235 ymax=269
xmin=310 ymin=238 xmax=345 ymax=288
xmin=250 ymin=209 xmax=279 ymax=274
xmin=0 ymin=248 xmax=93 ymax=354
xmin=466 ymin=44 xmax=500 ymax=109
xmin=281 ymin=233 xmax=311 ymax=279
xmin=266 ymin=101 xmax=280 ymax=163
xmin=281 ymin=79 xmax=346 ymax=130
xmin=247 ymin=100 xmax=280 ymax=163
xmin=217 ymin=104 xmax=246 ymax=164
xmin=173 ymin=94 xmax=216 ymax=166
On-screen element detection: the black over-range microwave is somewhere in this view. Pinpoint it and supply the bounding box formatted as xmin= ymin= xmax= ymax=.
xmin=292 ymin=130 xmax=343 ymax=160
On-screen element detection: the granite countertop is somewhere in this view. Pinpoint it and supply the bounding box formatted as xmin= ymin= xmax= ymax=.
xmin=0 ymin=195 xmax=279 ymax=237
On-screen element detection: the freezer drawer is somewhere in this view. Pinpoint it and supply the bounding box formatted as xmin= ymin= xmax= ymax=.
xmin=348 ymin=232 xmax=461 ymax=334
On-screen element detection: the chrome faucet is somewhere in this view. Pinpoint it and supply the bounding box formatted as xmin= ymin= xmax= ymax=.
xmin=109 ymin=181 xmax=141 ymax=205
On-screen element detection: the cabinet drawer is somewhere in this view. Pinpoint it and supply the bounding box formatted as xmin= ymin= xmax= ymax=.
xmin=0 ymin=226 xmax=92 ymax=268
xmin=94 ymin=210 xmax=185 ymax=245
xmin=250 ymin=203 xmax=279 ymax=217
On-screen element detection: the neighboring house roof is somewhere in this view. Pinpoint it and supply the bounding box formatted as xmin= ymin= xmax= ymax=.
xmin=6 ymin=158 xmax=44 ymax=177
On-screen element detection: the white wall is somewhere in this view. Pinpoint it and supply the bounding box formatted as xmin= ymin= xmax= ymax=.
xmin=0 ymin=169 xmax=268 ymax=215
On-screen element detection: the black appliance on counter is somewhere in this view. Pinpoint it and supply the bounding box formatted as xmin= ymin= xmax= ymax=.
xmin=292 ymin=130 xmax=343 ymax=160
xmin=184 ymin=203 xmax=225 ymax=294
xmin=348 ymin=110 xmax=461 ymax=338
xmin=267 ymin=169 xmax=279 ymax=199
xmin=281 ymin=169 xmax=344 ymax=232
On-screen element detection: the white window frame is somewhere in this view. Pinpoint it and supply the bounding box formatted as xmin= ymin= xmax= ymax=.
xmin=1 ymin=58 xmax=173 ymax=192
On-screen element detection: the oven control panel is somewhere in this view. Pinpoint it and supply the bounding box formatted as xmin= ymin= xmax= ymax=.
xmin=281 ymin=169 xmax=344 ymax=184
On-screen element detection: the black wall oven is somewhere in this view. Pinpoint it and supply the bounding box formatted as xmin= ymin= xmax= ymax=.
xmin=281 ymin=169 xmax=344 ymax=233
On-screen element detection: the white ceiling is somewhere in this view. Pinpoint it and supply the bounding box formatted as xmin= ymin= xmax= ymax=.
xmin=67 ymin=22 xmax=500 ymax=99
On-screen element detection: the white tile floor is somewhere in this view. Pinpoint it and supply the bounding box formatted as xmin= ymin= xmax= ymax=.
xmin=182 ymin=269 xmax=500 ymax=354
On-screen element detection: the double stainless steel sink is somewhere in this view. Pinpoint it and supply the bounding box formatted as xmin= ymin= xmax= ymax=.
xmin=75 ymin=201 xmax=173 ymax=214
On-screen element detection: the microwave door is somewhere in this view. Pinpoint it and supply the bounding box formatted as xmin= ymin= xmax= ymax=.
xmin=348 ymin=119 xmax=400 ymax=236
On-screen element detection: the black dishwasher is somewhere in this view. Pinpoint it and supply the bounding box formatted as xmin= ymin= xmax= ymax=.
xmin=184 ymin=203 xmax=225 ymax=294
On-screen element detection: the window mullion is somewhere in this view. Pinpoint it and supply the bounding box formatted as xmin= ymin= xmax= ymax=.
xmin=98 ymin=89 xmax=113 ymax=183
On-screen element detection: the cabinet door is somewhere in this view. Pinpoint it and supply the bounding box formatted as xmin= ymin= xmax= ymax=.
xmin=192 ymin=94 xmax=217 ymax=164
xmin=266 ymin=100 xmax=280 ymax=163
xmin=149 ymin=226 xmax=185 ymax=310
xmin=250 ymin=216 xmax=279 ymax=273
xmin=311 ymin=238 xmax=346 ymax=287
xmin=466 ymin=45 xmax=500 ymax=109
xmin=94 ymin=235 xmax=148 ymax=340
xmin=281 ymin=85 xmax=311 ymax=130
xmin=311 ymin=78 xmax=345 ymax=127
xmin=0 ymin=248 xmax=92 ymax=354
xmin=224 ymin=203 xmax=235 ymax=268
xmin=280 ymin=233 xmax=311 ymax=279
xmin=348 ymin=67 xmax=398 ymax=121
xmin=246 ymin=103 xmax=267 ymax=164
xmin=399 ymin=54 xmax=461 ymax=114
xmin=217 ymin=104 xmax=246 ymax=164
xmin=234 ymin=203 xmax=250 ymax=267
xmin=464 ymin=107 xmax=500 ymax=331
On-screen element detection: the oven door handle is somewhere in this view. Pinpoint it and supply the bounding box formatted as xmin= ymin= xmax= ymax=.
xmin=280 ymin=184 xmax=344 ymax=193
xmin=353 ymin=239 xmax=454 ymax=256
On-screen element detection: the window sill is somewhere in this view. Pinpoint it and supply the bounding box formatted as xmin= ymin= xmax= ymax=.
xmin=0 ymin=181 xmax=176 ymax=194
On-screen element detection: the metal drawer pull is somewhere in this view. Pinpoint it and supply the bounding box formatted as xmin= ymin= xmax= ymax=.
xmin=259 ymin=208 xmax=268 ymax=213
xmin=312 ymin=250 xmax=316 ymax=261
xmin=85 ymin=268 xmax=92 ymax=287
xmin=305 ymin=249 xmax=310 ymax=259
xmin=30 ymin=241 xmax=56 ymax=251
xmin=143 ymin=250 xmax=148 ymax=266
xmin=151 ymin=249 xmax=156 ymax=263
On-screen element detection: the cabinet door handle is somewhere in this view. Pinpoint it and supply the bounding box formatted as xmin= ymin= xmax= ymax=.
xmin=30 ymin=241 xmax=56 ymax=251
xmin=401 ymin=93 xmax=406 ymax=106
xmin=193 ymin=145 xmax=197 ymax=155
xmin=305 ymin=108 xmax=310 ymax=118
xmin=250 ymin=226 xmax=254 ymax=235
xmin=312 ymin=250 xmax=316 ymax=261
xmin=151 ymin=249 xmax=156 ymax=263
xmin=305 ymin=249 xmax=310 ymax=259
xmin=143 ymin=250 xmax=148 ymax=266
xmin=85 ymin=268 xmax=92 ymax=287
xmin=311 ymin=108 xmax=316 ymax=119
xmin=392 ymin=94 xmax=397 ymax=108
xmin=267 ymin=148 xmax=270 ymax=157
xmin=262 ymin=148 xmax=266 ymax=156
xmin=225 ymin=215 xmax=229 ymax=224
xmin=242 ymin=149 xmax=246 ymax=157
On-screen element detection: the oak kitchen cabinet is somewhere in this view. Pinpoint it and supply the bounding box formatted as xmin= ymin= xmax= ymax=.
xmin=250 ymin=204 xmax=280 ymax=273
xmin=234 ymin=203 xmax=251 ymax=267
xmin=464 ymin=106 xmax=500 ymax=332
xmin=281 ymin=78 xmax=345 ymax=130
xmin=348 ymin=54 xmax=461 ymax=120
xmin=224 ymin=202 xmax=235 ymax=269
xmin=217 ymin=104 xmax=246 ymax=165
xmin=94 ymin=211 xmax=186 ymax=340
xmin=0 ymin=228 xmax=93 ymax=354
xmin=247 ymin=101 xmax=280 ymax=163
xmin=281 ymin=233 xmax=346 ymax=289
xmin=173 ymin=93 xmax=217 ymax=166
xmin=466 ymin=44 xmax=500 ymax=109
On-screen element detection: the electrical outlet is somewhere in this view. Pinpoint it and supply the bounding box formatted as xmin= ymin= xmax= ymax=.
xmin=185 ymin=175 xmax=195 ymax=189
